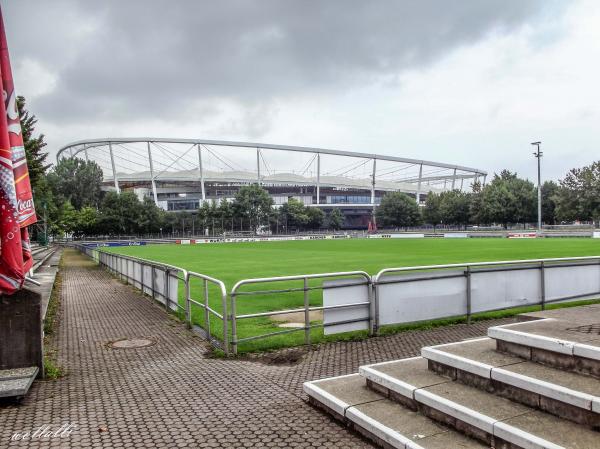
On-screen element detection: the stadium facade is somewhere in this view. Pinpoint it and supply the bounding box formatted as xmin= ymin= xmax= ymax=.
xmin=57 ymin=138 xmax=487 ymax=228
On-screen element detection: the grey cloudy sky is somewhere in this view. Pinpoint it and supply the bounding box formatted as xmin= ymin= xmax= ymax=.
xmin=4 ymin=0 xmax=599 ymax=181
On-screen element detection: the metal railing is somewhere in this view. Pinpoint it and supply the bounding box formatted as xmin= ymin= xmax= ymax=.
xmin=74 ymin=243 xmax=600 ymax=356
xmin=229 ymin=271 xmax=372 ymax=355
xmin=96 ymin=250 xmax=188 ymax=315
xmin=186 ymin=271 xmax=228 ymax=354
xmin=373 ymin=256 xmax=600 ymax=331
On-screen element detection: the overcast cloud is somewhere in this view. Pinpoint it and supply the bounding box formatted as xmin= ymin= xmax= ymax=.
xmin=3 ymin=0 xmax=598 ymax=181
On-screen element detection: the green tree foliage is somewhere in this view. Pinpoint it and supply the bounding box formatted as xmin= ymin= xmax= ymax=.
xmin=554 ymin=161 xmax=600 ymax=224
xmin=479 ymin=171 xmax=536 ymax=227
xmin=75 ymin=207 xmax=99 ymax=237
xmin=138 ymin=197 xmax=163 ymax=233
xmin=96 ymin=191 xmax=140 ymax=234
xmin=48 ymin=158 xmax=104 ymax=209
xmin=18 ymin=96 xmax=52 ymax=242
xmin=306 ymin=207 xmax=325 ymax=229
xmin=232 ymin=184 xmax=274 ymax=230
xmin=375 ymin=192 xmax=421 ymax=228
xmin=17 ymin=96 xmax=49 ymax=192
xmin=422 ymin=191 xmax=442 ymax=228
xmin=279 ymin=198 xmax=309 ymax=229
xmin=469 ymin=181 xmax=484 ymax=225
xmin=439 ymin=190 xmax=471 ymax=226
xmin=218 ymin=200 xmax=234 ymax=231
xmin=162 ymin=211 xmax=179 ymax=235
xmin=54 ymin=201 xmax=77 ymax=236
xmin=327 ymin=209 xmax=344 ymax=230
xmin=276 ymin=199 xmax=326 ymax=231
xmin=541 ymin=180 xmax=559 ymax=225
xmin=198 ymin=200 xmax=212 ymax=230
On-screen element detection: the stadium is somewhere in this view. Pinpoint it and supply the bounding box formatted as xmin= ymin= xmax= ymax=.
xmin=56 ymin=138 xmax=487 ymax=228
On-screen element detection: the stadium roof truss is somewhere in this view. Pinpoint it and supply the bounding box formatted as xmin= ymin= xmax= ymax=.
xmin=57 ymin=138 xmax=487 ymax=206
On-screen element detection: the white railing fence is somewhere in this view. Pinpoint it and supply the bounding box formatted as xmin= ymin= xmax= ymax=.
xmin=74 ymin=244 xmax=600 ymax=355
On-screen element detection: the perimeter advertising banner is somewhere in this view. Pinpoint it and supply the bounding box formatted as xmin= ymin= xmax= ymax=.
xmin=0 ymin=6 xmax=37 ymax=294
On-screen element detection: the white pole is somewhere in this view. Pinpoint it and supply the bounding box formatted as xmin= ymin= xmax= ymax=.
xmin=256 ymin=148 xmax=261 ymax=185
xmin=109 ymin=142 xmax=120 ymax=194
xmin=416 ymin=163 xmax=423 ymax=204
xmin=147 ymin=142 xmax=159 ymax=205
xmin=197 ymin=144 xmax=206 ymax=201
xmin=316 ymin=153 xmax=321 ymax=205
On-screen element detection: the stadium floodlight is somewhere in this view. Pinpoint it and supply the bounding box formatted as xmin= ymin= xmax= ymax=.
xmin=531 ymin=142 xmax=543 ymax=233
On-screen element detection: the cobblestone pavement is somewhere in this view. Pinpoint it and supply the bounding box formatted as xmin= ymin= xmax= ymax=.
xmin=0 ymin=250 xmax=515 ymax=448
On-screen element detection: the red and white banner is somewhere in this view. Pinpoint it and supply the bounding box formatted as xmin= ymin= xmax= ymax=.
xmin=0 ymin=6 xmax=37 ymax=294
xmin=507 ymin=232 xmax=537 ymax=239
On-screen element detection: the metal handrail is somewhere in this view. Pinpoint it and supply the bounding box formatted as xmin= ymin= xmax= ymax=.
xmin=374 ymin=255 xmax=600 ymax=282
xmin=96 ymin=249 xmax=189 ymax=313
xmin=186 ymin=271 xmax=229 ymax=354
xmin=231 ymin=270 xmax=371 ymax=291
xmin=373 ymin=255 xmax=600 ymax=327
xmin=230 ymin=271 xmax=372 ymax=355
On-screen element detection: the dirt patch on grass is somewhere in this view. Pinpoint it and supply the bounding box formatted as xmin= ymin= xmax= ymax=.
xmin=240 ymin=347 xmax=310 ymax=366
xmin=270 ymin=310 xmax=323 ymax=325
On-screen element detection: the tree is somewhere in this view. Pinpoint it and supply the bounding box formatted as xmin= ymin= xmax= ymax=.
xmin=554 ymin=161 xmax=600 ymax=224
xmin=55 ymin=201 xmax=78 ymax=237
xmin=75 ymin=206 xmax=99 ymax=237
xmin=422 ymin=192 xmax=442 ymax=229
xmin=469 ymin=181 xmax=484 ymax=225
xmin=479 ymin=171 xmax=536 ymax=227
xmin=162 ymin=212 xmax=179 ymax=235
xmin=541 ymin=180 xmax=559 ymax=225
xmin=137 ymin=197 xmax=162 ymax=234
xmin=97 ymin=191 xmax=143 ymax=235
xmin=18 ymin=96 xmax=49 ymax=193
xmin=48 ymin=158 xmax=104 ymax=209
xmin=218 ymin=200 xmax=234 ymax=232
xmin=232 ymin=184 xmax=274 ymax=231
xmin=439 ymin=190 xmax=470 ymax=227
xmin=279 ymin=198 xmax=309 ymax=230
xmin=306 ymin=207 xmax=325 ymax=230
xmin=18 ymin=96 xmax=51 ymax=241
xmin=198 ymin=201 xmax=212 ymax=234
xmin=327 ymin=209 xmax=344 ymax=230
xmin=376 ymin=192 xmax=421 ymax=228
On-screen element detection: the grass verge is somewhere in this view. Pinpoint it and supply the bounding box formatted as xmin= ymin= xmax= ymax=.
xmin=43 ymin=255 xmax=65 ymax=380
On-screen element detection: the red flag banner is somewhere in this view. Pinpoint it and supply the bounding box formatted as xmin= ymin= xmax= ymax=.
xmin=0 ymin=6 xmax=37 ymax=294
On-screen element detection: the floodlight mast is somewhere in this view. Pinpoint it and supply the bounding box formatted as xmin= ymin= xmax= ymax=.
xmin=531 ymin=141 xmax=543 ymax=233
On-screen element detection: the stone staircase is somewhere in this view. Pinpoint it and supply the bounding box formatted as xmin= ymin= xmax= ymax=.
xmin=304 ymin=314 xmax=600 ymax=449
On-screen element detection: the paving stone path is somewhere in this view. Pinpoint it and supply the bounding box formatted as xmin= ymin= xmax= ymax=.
xmin=0 ymin=250 xmax=514 ymax=448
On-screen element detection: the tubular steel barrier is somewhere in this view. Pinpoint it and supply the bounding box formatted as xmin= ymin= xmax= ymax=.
xmin=229 ymin=271 xmax=372 ymax=355
xmin=74 ymin=242 xmax=600 ymax=356
xmin=186 ymin=271 xmax=229 ymax=355
xmin=96 ymin=250 xmax=187 ymax=315
xmin=373 ymin=256 xmax=600 ymax=333
xmin=74 ymin=243 xmax=228 ymax=353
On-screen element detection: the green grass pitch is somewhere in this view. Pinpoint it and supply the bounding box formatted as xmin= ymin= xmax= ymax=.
xmin=108 ymin=238 xmax=600 ymax=353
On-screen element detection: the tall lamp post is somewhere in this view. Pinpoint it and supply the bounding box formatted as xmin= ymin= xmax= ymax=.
xmin=531 ymin=142 xmax=543 ymax=233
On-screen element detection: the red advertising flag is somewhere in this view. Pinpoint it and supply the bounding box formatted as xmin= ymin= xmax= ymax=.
xmin=0 ymin=6 xmax=37 ymax=294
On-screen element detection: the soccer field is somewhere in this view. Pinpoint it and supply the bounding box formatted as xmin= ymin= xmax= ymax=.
xmin=107 ymin=238 xmax=600 ymax=352
xmin=110 ymin=238 xmax=599 ymax=287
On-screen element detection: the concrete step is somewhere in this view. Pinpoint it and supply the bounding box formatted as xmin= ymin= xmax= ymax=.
xmin=360 ymin=357 xmax=600 ymax=449
xmin=303 ymin=373 xmax=487 ymax=448
xmin=422 ymin=337 xmax=600 ymax=428
xmin=0 ymin=367 xmax=38 ymax=398
xmin=488 ymin=318 xmax=600 ymax=379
